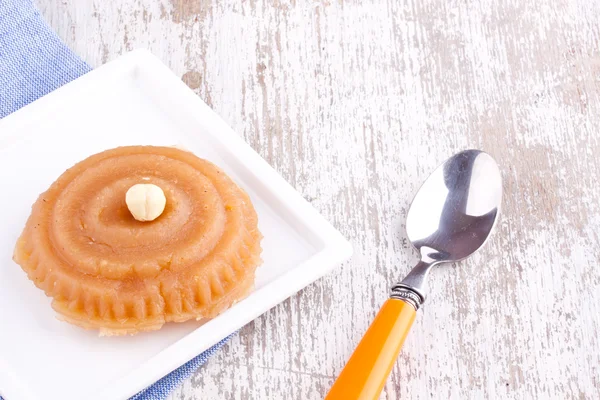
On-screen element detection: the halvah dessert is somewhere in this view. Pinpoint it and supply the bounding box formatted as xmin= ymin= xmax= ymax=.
xmin=13 ymin=146 xmax=262 ymax=335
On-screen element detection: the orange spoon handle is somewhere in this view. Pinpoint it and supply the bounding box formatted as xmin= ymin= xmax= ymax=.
xmin=325 ymin=298 xmax=417 ymax=400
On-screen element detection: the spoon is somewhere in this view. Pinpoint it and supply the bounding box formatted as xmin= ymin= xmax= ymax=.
xmin=326 ymin=149 xmax=502 ymax=400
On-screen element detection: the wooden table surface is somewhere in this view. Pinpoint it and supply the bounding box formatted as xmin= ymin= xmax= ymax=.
xmin=36 ymin=0 xmax=600 ymax=398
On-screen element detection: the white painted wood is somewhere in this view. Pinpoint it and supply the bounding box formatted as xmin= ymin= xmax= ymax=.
xmin=34 ymin=0 xmax=600 ymax=398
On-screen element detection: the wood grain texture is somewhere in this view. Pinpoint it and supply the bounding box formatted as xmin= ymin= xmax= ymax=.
xmin=35 ymin=0 xmax=600 ymax=398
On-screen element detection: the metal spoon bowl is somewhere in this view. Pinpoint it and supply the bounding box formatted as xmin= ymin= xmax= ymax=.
xmin=397 ymin=149 xmax=503 ymax=304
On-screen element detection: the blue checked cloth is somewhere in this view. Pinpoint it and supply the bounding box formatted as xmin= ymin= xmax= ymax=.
xmin=0 ymin=1 xmax=233 ymax=398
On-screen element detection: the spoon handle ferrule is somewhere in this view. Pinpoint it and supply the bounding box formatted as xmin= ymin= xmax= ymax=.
xmin=390 ymin=284 xmax=424 ymax=310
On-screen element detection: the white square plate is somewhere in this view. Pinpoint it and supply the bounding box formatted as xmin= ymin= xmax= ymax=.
xmin=0 ymin=50 xmax=352 ymax=400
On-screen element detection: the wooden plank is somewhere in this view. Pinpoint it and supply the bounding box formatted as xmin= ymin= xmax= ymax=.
xmin=35 ymin=0 xmax=600 ymax=398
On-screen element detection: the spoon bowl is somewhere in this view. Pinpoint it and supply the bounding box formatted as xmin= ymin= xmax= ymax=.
xmin=398 ymin=150 xmax=503 ymax=301
xmin=406 ymin=149 xmax=502 ymax=263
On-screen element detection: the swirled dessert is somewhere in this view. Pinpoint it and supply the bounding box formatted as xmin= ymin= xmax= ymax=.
xmin=13 ymin=146 xmax=262 ymax=335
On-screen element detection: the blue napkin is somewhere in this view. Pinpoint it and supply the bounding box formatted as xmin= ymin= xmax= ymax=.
xmin=0 ymin=1 xmax=233 ymax=398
